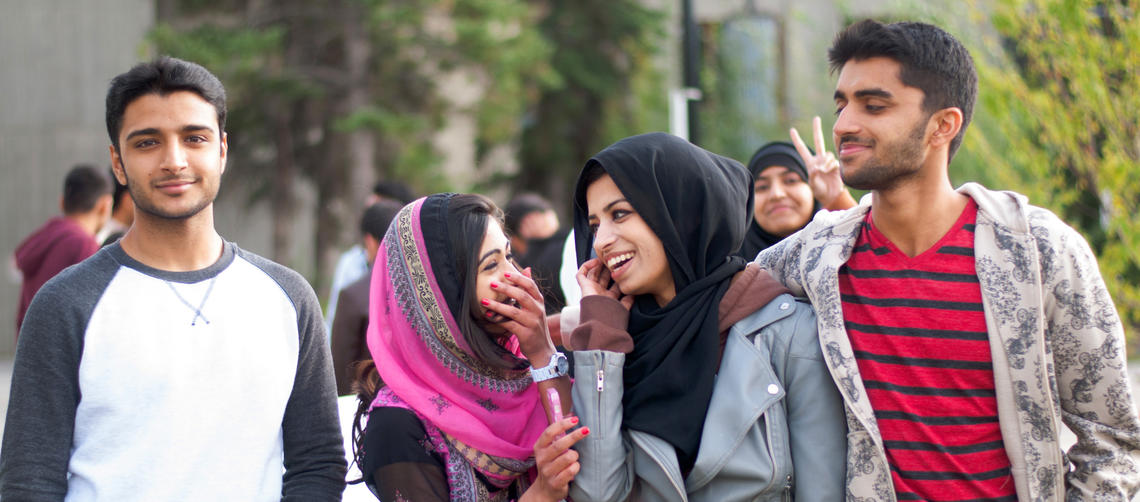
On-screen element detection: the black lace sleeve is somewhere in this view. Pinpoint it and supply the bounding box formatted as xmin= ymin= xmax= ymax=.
xmin=362 ymin=407 xmax=449 ymax=502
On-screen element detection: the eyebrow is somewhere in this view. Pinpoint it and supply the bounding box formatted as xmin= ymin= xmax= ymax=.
xmin=123 ymin=124 xmax=215 ymax=143
xmin=834 ymin=88 xmax=894 ymax=101
xmin=587 ymin=198 xmax=631 ymax=220
xmin=478 ymin=249 xmax=501 ymax=265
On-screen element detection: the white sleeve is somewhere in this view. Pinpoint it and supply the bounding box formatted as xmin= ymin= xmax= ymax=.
xmin=559 ymin=229 xmax=582 ymax=307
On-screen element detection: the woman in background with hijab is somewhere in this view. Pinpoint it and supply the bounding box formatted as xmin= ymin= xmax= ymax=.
xmin=558 ymin=133 xmax=846 ymax=501
xmin=352 ymin=193 xmax=584 ymax=502
xmin=739 ymin=117 xmax=856 ymax=259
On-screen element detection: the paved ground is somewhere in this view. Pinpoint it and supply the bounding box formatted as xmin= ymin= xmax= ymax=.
xmin=0 ymin=355 xmax=1138 ymax=499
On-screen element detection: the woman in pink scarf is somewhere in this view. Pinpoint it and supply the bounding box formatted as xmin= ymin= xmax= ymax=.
xmin=351 ymin=193 xmax=584 ymax=501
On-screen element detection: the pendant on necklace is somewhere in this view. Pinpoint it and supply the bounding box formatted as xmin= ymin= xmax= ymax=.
xmin=165 ymin=277 xmax=217 ymax=326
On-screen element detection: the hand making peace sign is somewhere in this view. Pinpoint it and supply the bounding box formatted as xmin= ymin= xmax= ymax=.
xmin=790 ymin=116 xmax=855 ymax=210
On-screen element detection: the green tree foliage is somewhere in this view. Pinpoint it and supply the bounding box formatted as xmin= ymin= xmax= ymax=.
xmin=516 ymin=0 xmax=666 ymax=216
xmin=966 ymin=0 xmax=1140 ymax=334
xmin=149 ymin=0 xmax=557 ymax=291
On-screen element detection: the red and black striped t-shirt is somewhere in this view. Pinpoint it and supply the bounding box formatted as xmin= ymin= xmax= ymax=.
xmin=838 ymin=199 xmax=1017 ymax=501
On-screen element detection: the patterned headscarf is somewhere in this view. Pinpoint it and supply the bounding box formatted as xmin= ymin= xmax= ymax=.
xmin=367 ymin=194 xmax=545 ymax=498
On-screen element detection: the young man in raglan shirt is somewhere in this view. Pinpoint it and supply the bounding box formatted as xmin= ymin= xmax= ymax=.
xmin=756 ymin=20 xmax=1140 ymax=500
xmin=0 ymin=56 xmax=346 ymax=501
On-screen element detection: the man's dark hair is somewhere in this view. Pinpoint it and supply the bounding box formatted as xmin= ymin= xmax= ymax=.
xmin=371 ymin=180 xmax=415 ymax=205
xmin=360 ymin=200 xmax=403 ymax=241
xmin=828 ymin=20 xmax=978 ymax=160
xmin=107 ymin=166 xmax=129 ymax=211
xmin=105 ymin=56 xmax=227 ymax=152
xmin=63 ymin=164 xmax=111 ymax=214
xmin=504 ymin=193 xmax=554 ymax=236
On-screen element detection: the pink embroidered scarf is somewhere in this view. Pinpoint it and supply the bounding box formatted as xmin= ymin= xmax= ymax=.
xmin=366 ymin=195 xmax=546 ymax=478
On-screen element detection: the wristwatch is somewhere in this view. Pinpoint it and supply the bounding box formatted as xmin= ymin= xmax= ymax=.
xmin=529 ymin=352 xmax=569 ymax=382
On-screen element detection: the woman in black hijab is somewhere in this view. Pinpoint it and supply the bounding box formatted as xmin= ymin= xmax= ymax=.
xmin=739 ymin=118 xmax=857 ymax=259
xmin=554 ymin=133 xmax=845 ymax=501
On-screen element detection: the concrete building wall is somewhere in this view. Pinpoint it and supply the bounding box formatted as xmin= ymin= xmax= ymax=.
xmin=0 ymin=0 xmax=155 ymax=354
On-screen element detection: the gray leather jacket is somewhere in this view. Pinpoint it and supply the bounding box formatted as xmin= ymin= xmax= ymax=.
xmin=569 ymin=294 xmax=846 ymax=502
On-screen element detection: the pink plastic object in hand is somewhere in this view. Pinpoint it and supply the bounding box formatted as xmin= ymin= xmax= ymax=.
xmin=547 ymin=388 xmax=565 ymax=439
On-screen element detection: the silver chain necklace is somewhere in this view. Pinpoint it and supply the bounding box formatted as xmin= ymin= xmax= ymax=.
xmin=165 ymin=277 xmax=217 ymax=326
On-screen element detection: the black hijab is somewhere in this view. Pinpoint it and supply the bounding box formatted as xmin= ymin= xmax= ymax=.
xmin=738 ymin=141 xmax=821 ymax=259
xmin=572 ymin=132 xmax=751 ymax=472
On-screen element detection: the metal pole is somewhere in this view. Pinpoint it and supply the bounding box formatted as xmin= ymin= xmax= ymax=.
xmin=681 ymin=0 xmax=701 ymax=145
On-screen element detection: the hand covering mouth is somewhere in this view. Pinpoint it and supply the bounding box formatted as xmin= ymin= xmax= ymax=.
xmin=488 ymin=297 xmax=520 ymax=324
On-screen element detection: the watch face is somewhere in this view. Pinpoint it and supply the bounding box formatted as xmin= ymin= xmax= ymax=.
xmin=555 ymin=354 xmax=569 ymax=374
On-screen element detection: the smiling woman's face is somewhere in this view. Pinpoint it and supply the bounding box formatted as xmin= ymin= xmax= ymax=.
xmin=753 ymin=165 xmax=815 ymax=237
xmin=474 ymin=218 xmax=520 ymax=332
xmin=586 ymin=174 xmax=675 ymax=306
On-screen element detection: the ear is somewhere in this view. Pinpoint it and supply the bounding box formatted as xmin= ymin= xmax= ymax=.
xmin=928 ymin=107 xmax=963 ymax=149
xmin=362 ymin=234 xmax=381 ymax=264
xmin=109 ymin=145 xmax=128 ymax=185
xmin=219 ymin=132 xmax=228 ymax=175
xmin=97 ymin=194 xmax=113 ymax=218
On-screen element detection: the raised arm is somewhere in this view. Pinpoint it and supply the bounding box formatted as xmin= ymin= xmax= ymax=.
xmin=566 ymin=258 xmax=637 ymax=502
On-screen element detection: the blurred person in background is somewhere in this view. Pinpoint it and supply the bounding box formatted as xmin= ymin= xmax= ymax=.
xmin=13 ymin=163 xmax=111 ymax=333
xmin=327 ymin=180 xmax=415 ymax=333
xmin=95 ymin=166 xmax=134 ymax=246
xmin=331 ymin=199 xmax=403 ymax=395
xmin=505 ymin=193 xmax=569 ymax=314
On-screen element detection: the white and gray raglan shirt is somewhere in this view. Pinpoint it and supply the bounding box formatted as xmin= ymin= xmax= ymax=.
xmin=0 ymin=241 xmax=346 ymax=501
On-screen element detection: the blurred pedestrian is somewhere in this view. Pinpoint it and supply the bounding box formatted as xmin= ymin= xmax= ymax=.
xmin=331 ymin=200 xmax=402 ymax=395
xmin=505 ymin=192 xmax=568 ymax=313
xmin=13 ymin=164 xmax=111 ymax=333
xmin=327 ymin=180 xmax=414 ymax=333
xmin=95 ymin=166 xmax=134 ymax=246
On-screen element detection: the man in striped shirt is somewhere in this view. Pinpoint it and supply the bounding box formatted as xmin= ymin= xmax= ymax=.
xmin=757 ymin=19 xmax=1140 ymax=501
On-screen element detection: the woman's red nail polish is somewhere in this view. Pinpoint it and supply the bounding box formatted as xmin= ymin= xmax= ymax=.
xmin=486 ymin=311 xmax=494 ymax=317
xmin=504 ymin=272 xmax=511 ymax=278
xmin=571 ymin=417 xmax=579 ymax=424
xmin=481 ymin=299 xmax=490 ymax=306
xmin=490 ymin=282 xmax=498 ymax=289
xmin=581 ymin=427 xmax=590 ymax=435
